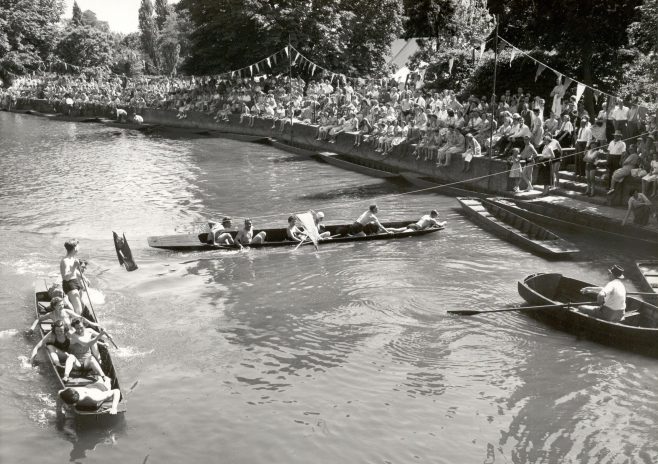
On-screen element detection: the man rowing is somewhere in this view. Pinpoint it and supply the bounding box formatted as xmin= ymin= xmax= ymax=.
xmin=352 ymin=204 xmax=390 ymax=235
xmin=389 ymin=210 xmax=446 ymax=233
xmin=578 ymin=265 xmax=627 ymax=322
xmin=207 ymin=217 xmax=235 ymax=246
xmin=234 ymin=218 xmax=267 ymax=249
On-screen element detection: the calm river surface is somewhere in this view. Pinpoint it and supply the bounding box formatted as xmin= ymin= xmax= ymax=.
xmin=1 ymin=111 xmax=657 ymax=464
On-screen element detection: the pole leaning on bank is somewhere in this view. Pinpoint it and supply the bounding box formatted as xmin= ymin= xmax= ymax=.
xmin=486 ymin=16 xmax=499 ymax=192
xmin=288 ymin=33 xmax=293 ymax=146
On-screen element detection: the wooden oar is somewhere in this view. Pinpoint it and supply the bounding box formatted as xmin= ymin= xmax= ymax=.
xmin=628 ymin=292 xmax=657 ymax=296
xmin=79 ymin=269 xmax=119 ymax=349
xmin=448 ymin=302 xmax=590 ymax=316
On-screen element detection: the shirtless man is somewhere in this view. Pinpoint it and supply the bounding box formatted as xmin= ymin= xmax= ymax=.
xmin=352 ymin=204 xmax=390 ymax=235
xmin=59 ymin=375 xmax=120 ymax=415
xmin=234 ymin=219 xmax=267 ymax=248
xmin=286 ymin=216 xmax=305 ymax=242
xmin=207 ymin=217 xmax=235 ymax=245
xmin=389 ymin=210 xmax=446 ymax=233
xmin=60 ymin=239 xmax=89 ymax=315
xmin=63 ymin=319 xmax=108 ymax=383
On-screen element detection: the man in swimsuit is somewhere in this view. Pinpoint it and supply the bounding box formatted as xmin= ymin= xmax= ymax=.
xmin=63 ymin=319 xmax=108 ymax=383
xmin=353 ymin=204 xmax=391 ymax=235
xmin=286 ymin=216 xmax=305 ymax=242
xmin=207 ymin=217 xmax=235 ymax=245
xmin=234 ymin=218 xmax=267 ymax=249
xmin=29 ymin=320 xmax=71 ymax=367
xmin=60 ymin=239 xmax=89 ymax=315
xmin=578 ymin=265 xmax=627 ymax=322
xmin=59 ymin=375 xmax=120 ymax=415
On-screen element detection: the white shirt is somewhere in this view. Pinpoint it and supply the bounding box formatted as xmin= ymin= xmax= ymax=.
xmin=601 ymin=279 xmax=626 ymax=311
xmin=607 ymin=140 xmax=626 ymax=155
xmin=611 ymin=106 xmax=629 ymax=121
xmin=576 ymin=124 xmax=592 ymax=143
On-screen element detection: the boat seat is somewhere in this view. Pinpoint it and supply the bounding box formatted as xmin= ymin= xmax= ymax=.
xmin=621 ymin=310 xmax=640 ymax=321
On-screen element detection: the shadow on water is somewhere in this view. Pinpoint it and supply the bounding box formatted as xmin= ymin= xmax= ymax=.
xmin=55 ymin=407 xmax=127 ymax=462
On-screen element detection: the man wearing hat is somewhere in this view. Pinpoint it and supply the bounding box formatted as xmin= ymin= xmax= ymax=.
xmin=606 ymin=130 xmax=627 ymax=189
xmin=207 ymin=217 xmax=235 ymax=246
xmin=578 ymin=265 xmax=627 ymax=322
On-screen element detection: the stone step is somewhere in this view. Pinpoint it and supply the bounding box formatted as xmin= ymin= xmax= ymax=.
xmin=552 ymin=185 xmax=612 ymax=206
xmin=557 ymin=170 xmax=609 ymax=188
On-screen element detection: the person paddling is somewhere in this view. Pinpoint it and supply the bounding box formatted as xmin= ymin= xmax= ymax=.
xmin=578 ymin=265 xmax=627 ymax=322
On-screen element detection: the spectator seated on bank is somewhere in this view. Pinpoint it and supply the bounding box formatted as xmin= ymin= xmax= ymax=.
xmin=622 ymin=189 xmax=656 ymax=226
xmin=608 ymin=144 xmax=639 ymax=195
xmin=641 ymin=151 xmax=658 ymax=198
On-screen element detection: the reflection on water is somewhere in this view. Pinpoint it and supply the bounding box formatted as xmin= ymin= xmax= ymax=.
xmin=1 ymin=112 xmax=657 ymax=464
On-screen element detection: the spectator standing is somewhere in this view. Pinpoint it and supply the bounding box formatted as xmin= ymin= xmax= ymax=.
xmin=606 ymin=130 xmax=627 ymax=189
xmin=574 ymin=116 xmax=592 ymax=177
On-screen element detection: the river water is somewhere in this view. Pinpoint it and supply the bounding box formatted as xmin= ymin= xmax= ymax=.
xmin=1 ymin=111 xmax=656 ymax=464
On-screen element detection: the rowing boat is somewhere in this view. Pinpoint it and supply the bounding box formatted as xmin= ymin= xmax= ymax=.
xmin=457 ymin=197 xmax=579 ymax=257
xmin=636 ymin=260 xmax=658 ymax=294
xmin=147 ymin=220 xmax=444 ymax=252
xmin=518 ymin=273 xmax=658 ymax=356
xmin=34 ymin=291 xmax=126 ymax=417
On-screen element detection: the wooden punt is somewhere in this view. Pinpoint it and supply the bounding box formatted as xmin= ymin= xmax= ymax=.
xmin=316 ymin=152 xmax=399 ymax=178
xmin=147 ymin=220 xmax=444 ymax=252
xmin=636 ymin=260 xmax=658 ymax=294
xmin=457 ymin=197 xmax=579 ymax=257
xmin=34 ymin=291 xmax=126 ymax=418
xmin=518 ymin=273 xmax=658 ymax=357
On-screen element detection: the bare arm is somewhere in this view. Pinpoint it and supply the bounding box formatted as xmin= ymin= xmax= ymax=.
xmin=29 ymin=332 xmax=52 ymax=364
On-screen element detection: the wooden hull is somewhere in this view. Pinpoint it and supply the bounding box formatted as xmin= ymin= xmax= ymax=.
xmin=457 ymin=197 xmax=579 ymax=257
xmin=113 ymin=231 xmax=138 ymax=271
xmin=518 ymin=273 xmax=658 ymax=357
xmin=317 ymin=152 xmax=399 ymax=178
xmin=34 ymin=291 xmax=126 ymax=418
xmin=636 ymin=260 xmax=658 ymax=294
xmin=148 ymin=220 xmax=443 ymax=251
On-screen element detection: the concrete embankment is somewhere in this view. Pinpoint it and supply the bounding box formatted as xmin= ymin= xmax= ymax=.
xmin=6 ymin=98 xmax=658 ymax=246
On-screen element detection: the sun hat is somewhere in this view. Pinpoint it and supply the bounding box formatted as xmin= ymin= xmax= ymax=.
xmin=608 ymin=265 xmax=624 ymax=279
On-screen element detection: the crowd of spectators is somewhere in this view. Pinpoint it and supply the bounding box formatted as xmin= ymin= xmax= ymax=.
xmin=1 ymin=71 xmax=657 ymax=200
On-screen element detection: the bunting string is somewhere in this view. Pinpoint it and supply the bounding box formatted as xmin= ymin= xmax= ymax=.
xmin=498 ymin=36 xmax=652 ymax=110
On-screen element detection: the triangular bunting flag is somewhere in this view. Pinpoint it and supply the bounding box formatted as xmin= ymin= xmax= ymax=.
xmin=554 ymin=71 xmax=562 ymax=81
xmin=273 ymin=54 xmax=278 ymax=65
xmin=575 ymin=83 xmax=586 ymax=104
xmin=249 ymin=65 xmax=253 ymax=76
xmin=535 ymin=64 xmax=546 ymax=81
xmin=593 ymin=90 xmax=601 ymax=104
xmin=266 ymin=57 xmax=271 ymax=68
xmin=479 ymin=42 xmax=485 ymax=61
xmin=284 ymin=46 xmax=289 ymax=57
xmin=448 ymin=57 xmax=454 ymax=75
xmin=510 ymin=49 xmax=516 ymax=65
xmin=311 ymin=64 xmax=316 ymax=76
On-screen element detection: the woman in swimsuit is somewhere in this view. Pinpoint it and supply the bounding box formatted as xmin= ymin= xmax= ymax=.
xmin=28 ymin=297 xmax=99 ymax=334
xmin=29 ymin=320 xmax=71 ymax=367
xmin=60 ymin=239 xmax=89 ymax=315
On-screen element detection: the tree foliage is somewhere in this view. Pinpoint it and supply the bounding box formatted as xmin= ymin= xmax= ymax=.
xmin=155 ymin=0 xmax=169 ymax=30
xmin=56 ymin=25 xmax=113 ymax=69
xmin=138 ymin=0 xmax=158 ymax=71
xmin=72 ymin=1 xmax=83 ymax=26
xmin=178 ymin=0 xmax=402 ymax=76
xmin=402 ymin=0 xmax=456 ymax=48
xmin=0 ymin=0 xmax=64 ymax=84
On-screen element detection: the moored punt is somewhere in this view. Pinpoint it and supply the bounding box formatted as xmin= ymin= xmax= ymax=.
xmin=147 ymin=220 xmax=444 ymax=252
xmin=457 ymin=197 xmax=579 ymax=258
xmin=636 ymin=260 xmax=658 ymax=295
xmin=316 ymin=152 xmax=399 ymax=178
xmin=34 ymin=291 xmax=126 ymax=418
xmin=518 ymin=273 xmax=658 ymax=357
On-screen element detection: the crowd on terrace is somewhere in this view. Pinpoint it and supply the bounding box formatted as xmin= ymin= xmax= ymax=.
xmin=1 ymin=71 xmax=657 ymax=205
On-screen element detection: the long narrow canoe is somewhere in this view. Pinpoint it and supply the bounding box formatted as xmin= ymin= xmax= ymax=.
xmin=636 ymin=260 xmax=658 ymax=294
xmin=518 ymin=273 xmax=658 ymax=357
xmin=148 ymin=220 xmax=444 ymax=252
xmin=34 ymin=291 xmax=126 ymax=418
xmin=457 ymin=197 xmax=579 ymax=257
